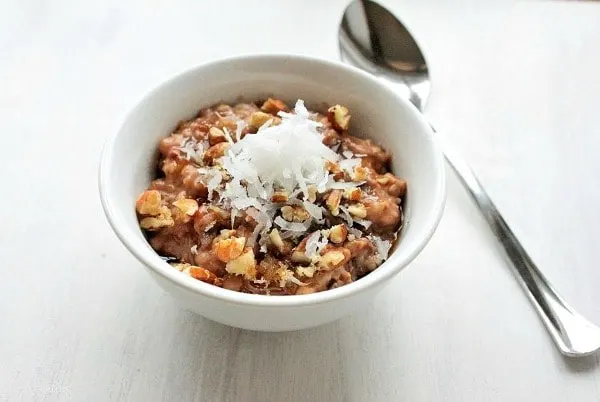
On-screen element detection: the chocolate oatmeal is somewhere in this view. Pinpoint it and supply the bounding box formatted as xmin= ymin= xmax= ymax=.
xmin=135 ymin=98 xmax=406 ymax=295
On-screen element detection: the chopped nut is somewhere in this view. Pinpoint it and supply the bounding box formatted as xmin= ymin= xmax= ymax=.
xmin=269 ymin=229 xmax=285 ymax=251
xmin=243 ymin=207 xmax=259 ymax=225
xmin=225 ymin=248 xmax=257 ymax=279
xmin=174 ymin=263 xmax=221 ymax=285
xmin=329 ymin=224 xmax=348 ymax=244
xmin=193 ymin=206 xmax=223 ymax=233
xmin=215 ymin=104 xmax=232 ymax=114
xmin=161 ymin=158 xmax=180 ymax=175
xmin=290 ymin=237 xmax=311 ymax=264
xmin=271 ymin=191 xmax=289 ymax=203
xmin=214 ymin=229 xmax=237 ymax=242
xmin=261 ymin=98 xmax=289 ymax=114
xmin=173 ymin=198 xmax=199 ymax=216
xmin=189 ymin=266 xmax=221 ymax=285
xmin=140 ymin=206 xmax=174 ymax=230
xmin=268 ymin=229 xmax=292 ymax=256
xmin=343 ymin=187 xmax=362 ymax=201
xmin=292 ymin=206 xmax=311 ymax=222
xmin=281 ymin=205 xmax=310 ymax=222
xmin=327 ymin=104 xmax=351 ymax=131
xmin=214 ymin=236 xmax=246 ymax=262
xmin=208 ymin=205 xmax=229 ymax=220
xmin=325 ymin=161 xmax=344 ymax=181
xmin=326 ymin=190 xmax=342 ymax=216
xmin=394 ymin=179 xmax=407 ymax=198
xmin=208 ymin=127 xmax=227 ymax=145
xmin=318 ymin=249 xmax=349 ymax=270
xmin=277 ymin=268 xmax=306 ymax=287
xmin=204 ymin=142 xmax=230 ymax=165
xmin=217 ymin=167 xmax=231 ymax=182
xmin=296 ymin=265 xmax=316 ymax=278
xmin=351 ymin=166 xmax=368 ymax=181
xmin=136 ymin=190 xmax=162 ymax=216
xmin=376 ymin=173 xmax=407 ymax=198
xmin=347 ymin=203 xmax=367 ymax=218
xmin=172 ymin=263 xmax=189 ymax=272
xmin=280 ymin=206 xmax=293 ymax=221
xmin=307 ymin=185 xmax=317 ymax=203
xmin=291 ymin=250 xmax=311 ymax=264
xmin=376 ymin=176 xmax=390 ymax=185
xmin=250 ymin=111 xmax=280 ymax=128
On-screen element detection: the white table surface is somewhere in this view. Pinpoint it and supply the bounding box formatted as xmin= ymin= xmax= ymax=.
xmin=2 ymin=0 xmax=600 ymax=401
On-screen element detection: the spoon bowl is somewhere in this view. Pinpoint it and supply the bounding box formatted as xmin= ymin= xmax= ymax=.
xmin=340 ymin=0 xmax=430 ymax=110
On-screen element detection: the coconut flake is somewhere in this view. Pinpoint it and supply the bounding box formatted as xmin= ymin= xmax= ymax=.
xmin=207 ymin=171 xmax=223 ymax=197
xmin=247 ymin=209 xmax=272 ymax=246
xmin=223 ymin=127 xmax=235 ymax=145
xmin=338 ymin=205 xmax=354 ymax=227
xmin=316 ymin=233 xmax=329 ymax=253
xmin=232 ymin=196 xmax=262 ymax=210
xmin=354 ymin=218 xmax=372 ymax=229
xmin=178 ymin=139 xmax=204 ymax=164
xmin=339 ymin=158 xmax=361 ymax=175
xmin=235 ymin=120 xmax=247 ymax=142
xmin=305 ymin=231 xmax=321 ymax=257
xmin=305 ymin=230 xmax=329 ymax=259
xmin=369 ymin=235 xmax=392 ymax=261
xmin=274 ymin=216 xmax=309 ymax=232
xmin=327 ymin=178 xmax=366 ymax=190
xmin=348 ymin=227 xmax=363 ymax=238
xmin=302 ymin=200 xmax=323 ymax=220
xmin=342 ymin=150 xmax=354 ymax=159
xmin=279 ymin=269 xmax=306 ymax=287
xmin=230 ymin=208 xmax=238 ymax=228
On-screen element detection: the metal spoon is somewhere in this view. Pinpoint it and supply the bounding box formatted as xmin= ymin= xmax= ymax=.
xmin=339 ymin=0 xmax=600 ymax=357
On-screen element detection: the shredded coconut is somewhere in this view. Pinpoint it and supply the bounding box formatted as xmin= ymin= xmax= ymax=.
xmin=326 ymin=178 xmax=365 ymax=190
xmin=369 ymin=235 xmax=392 ymax=261
xmin=207 ymin=170 xmax=223 ymax=197
xmin=354 ymin=218 xmax=372 ymax=229
xmin=305 ymin=231 xmax=321 ymax=258
xmin=274 ymin=216 xmax=309 ymax=232
xmin=338 ymin=205 xmax=354 ymax=226
xmin=235 ymin=120 xmax=247 ymax=142
xmin=178 ymin=139 xmax=204 ymax=164
xmin=279 ymin=269 xmax=306 ymax=287
xmin=342 ymin=150 xmax=354 ymax=159
xmin=338 ymin=158 xmax=361 ymax=175
xmin=218 ymin=100 xmax=344 ymax=241
xmin=302 ymin=200 xmax=323 ymax=220
xmin=348 ymin=227 xmax=363 ymax=238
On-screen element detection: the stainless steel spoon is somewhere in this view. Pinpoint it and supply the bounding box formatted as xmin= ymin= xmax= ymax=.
xmin=339 ymin=0 xmax=600 ymax=357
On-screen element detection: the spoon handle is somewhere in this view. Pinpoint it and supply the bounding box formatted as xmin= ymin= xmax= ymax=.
xmin=432 ymin=127 xmax=600 ymax=357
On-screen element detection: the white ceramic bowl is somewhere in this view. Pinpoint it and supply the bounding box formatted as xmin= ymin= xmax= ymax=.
xmin=99 ymin=54 xmax=445 ymax=331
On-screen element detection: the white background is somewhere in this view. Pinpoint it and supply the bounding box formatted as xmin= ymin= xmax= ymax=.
xmin=1 ymin=0 xmax=600 ymax=401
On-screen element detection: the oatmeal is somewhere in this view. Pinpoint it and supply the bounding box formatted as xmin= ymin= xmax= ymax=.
xmin=135 ymin=98 xmax=406 ymax=295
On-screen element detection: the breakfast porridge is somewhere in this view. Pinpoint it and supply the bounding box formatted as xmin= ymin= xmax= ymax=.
xmin=135 ymin=98 xmax=406 ymax=295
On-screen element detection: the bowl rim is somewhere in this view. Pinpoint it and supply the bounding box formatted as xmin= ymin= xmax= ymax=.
xmin=98 ymin=53 xmax=446 ymax=308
